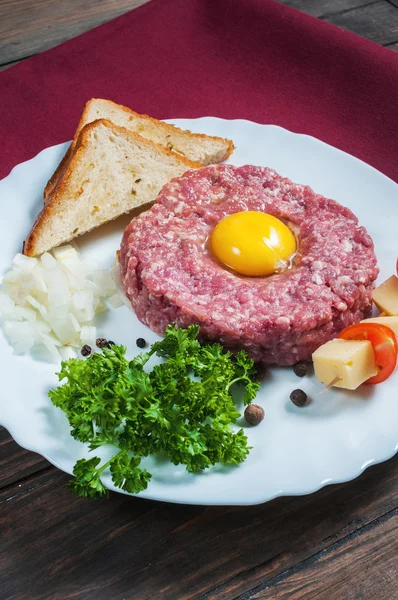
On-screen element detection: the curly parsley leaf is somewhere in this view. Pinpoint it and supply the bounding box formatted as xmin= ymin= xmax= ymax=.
xmin=230 ymin=350 xmax=261 ymax=404
xmin=109 ymin=452 xmax=152 ymax=494
xmin=50 ymin=325 xmax=261 ymax=499
xmin=67 ymin=457 xmax=108 ymax=499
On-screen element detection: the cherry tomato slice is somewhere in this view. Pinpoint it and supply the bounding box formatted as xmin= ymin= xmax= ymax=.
xmin=338 ymin=323 xmax=398 ymax=384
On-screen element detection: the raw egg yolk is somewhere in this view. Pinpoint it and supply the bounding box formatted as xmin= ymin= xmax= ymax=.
xmin=210 ymin=211 xmax=296 ymax=277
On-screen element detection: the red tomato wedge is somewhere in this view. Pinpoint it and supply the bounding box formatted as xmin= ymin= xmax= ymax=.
xmin=338 ymin=323 xmax=398 ymax=384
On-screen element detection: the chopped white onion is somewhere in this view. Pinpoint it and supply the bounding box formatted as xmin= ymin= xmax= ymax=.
xmin=12 ymin=254 xmax=38 ymax=270
xmin=0 ymin=245 xmax=122 ymax=362
xmin=31 ymin=271 xmax=48 ymax=293
xmin=39 ymin=332 xmax=63 ymax=347
xmin=107 ymin=293 xmax=124 ymax=309
xmin=13 ymin=306 xmax=37 ymax=322
xmin=4 ymin=321 xmax=36 ymax=353
xmin=80 ymin=325 xmax=97 ymax=347
xmin=95 ymin=300 xmax=108 ymax=315
xmin=41 ymin=337 xmax=62 ymax=362
xmin=59 ymin=346 xmax=77 ymax=361
xmin=44 ymin=266 xmax=69 ymax=307
xmin=0 ymin=291 xmax=16 ymax=317
xmin=110 ymin=261 xmax=132 ymax=309
xmin=41 ymin=252 xmax=57 ymax=269
xmin=91 ymin=270 xmax=115 ymax=297
xmin=47 ymin=309 xmax=77 ymax=345
xmin=52 ymin=245 xmax=79 ymax=263
xmin=35 ymin=320 xmax=52 ymax=335
xmin=26 ymin=294 xmax=48 ymax=319
xmin=69 ymin=313 xmax=81 ymax=332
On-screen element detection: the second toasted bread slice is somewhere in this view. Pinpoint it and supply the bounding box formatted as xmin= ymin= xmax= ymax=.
xmin=44 ymin=98 xmax=234 ymax=200
xmin=24 ymin=119 xmax=200 ymax=257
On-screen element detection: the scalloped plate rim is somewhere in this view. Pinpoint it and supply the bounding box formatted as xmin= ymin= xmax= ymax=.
xmin=1 ymin=116 xmax=397 ymax=506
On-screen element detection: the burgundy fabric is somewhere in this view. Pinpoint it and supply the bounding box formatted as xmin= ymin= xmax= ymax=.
xmin=1 ymin=0 xmax=398 ymax=182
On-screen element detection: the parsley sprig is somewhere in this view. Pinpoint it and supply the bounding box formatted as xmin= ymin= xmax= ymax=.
xmin=49 ymin=325 xmax=260 ymax=499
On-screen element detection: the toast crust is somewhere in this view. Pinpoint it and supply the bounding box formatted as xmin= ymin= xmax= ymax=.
xmin=43 ymin=98 xmax=234 ymax=201
xmin=25 ymin=119 xmax=200 ymax=257
xmin=44 ymin=146 xmax=72 ymax=200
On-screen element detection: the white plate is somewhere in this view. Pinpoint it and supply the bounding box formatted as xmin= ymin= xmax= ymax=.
xmin=1 ymin=118 xmax=397 ymax=506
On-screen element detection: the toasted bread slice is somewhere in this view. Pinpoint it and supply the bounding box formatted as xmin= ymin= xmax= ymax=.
xmin=44 ymin=98 xmax=234 ymax=200
xmin=24 ymin=119 xmax=200 ymax=257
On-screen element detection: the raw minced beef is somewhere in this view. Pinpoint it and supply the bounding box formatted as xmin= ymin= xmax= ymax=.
xmin=119 ymin=164 xmax=378 ymax=365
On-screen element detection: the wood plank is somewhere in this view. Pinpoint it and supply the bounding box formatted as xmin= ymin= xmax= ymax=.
xmin=0 ymin=0 xmax=151 ymax=65
xmin=0 ymin=427 xmax=51 ymax=489
xmin=0 ymin=58 xmax=27 ymax=72
xmin=386 ymin=41 xmax=398 ymax=50
xmin=1 ymin=456 xmax=397 ymax=600
xmin=323 ymin=1 xmax=398 ymax=45
xmin=249 ymin=511 xmax=398 ymax=600
xmin=1 ymin=0 xmax=397 ymax=68
xmin=276 ymin=0 xmax=377 ymax=19
xmin=1 ymin=2 xmax=398 ymax=599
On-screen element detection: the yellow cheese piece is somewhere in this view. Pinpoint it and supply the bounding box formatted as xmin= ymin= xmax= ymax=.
xmin=372 ymin=275 xmax=398 ymax=315
xmin=312 ymin=339 xmax=377 ymax=390
xmin=361 ymin=316 xmax=398 ymax=336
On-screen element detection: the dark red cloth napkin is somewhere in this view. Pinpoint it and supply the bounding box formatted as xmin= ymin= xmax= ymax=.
xmin=1 ymin=0 xmax=398 ymax=182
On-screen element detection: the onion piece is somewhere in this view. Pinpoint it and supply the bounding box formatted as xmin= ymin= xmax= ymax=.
xmin=4 ymin=321 xmax=36 ymax=353
xmin=52 ymin=245 xmax=79 ymax=263
xmin=13 ymin=306 xmax=37 ymax=322
xmin=0 ymin=245 xmax=121 ymax=362
xmin=12 ymin=254 xmax=38 ymax=270
xmin=39 ymin=332 xmax=63 ymax=347
xmin=41 ymin=337 xmax=62 ymax=362
xmin=107 ymin=293 xmax=125 ymax=309
xmin=69 ymin=313 xmax=81 ymax=332
xmin=26 ymin=294 xmax=48 ymax=319
xmin=0 ymin=291 xmax=16 ymax=318
xmin=95 ymin=300 xmax=108 ymax=315
xmin=59 ymin=346 xmax=77 ymax=361
xmin=40 ymin=252 xmax=57 ymax=269
xmin=80 ymin=325 xmax=97 ymax=347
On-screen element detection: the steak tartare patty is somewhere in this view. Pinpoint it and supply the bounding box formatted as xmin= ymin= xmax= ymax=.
xmin=119 ymin=165 xmax=378 ymax=365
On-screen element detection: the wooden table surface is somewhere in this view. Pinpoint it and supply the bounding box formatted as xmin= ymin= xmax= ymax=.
xmin=1 ymin=1 xmax=398 ymax=599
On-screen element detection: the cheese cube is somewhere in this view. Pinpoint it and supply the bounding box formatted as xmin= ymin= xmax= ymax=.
xmin=312 ymin=339 xmax=377 ymax=390
xmin=361 ymin=316 xmax=398 ymax=336
xmin=372 ymin=275 xmax=398 ymax=316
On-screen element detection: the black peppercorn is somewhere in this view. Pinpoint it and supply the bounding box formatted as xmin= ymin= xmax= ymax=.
xmin=290 ymin=389 xmax=308 ymax=407
xmin=136 ymin=337 xmax=146 ymax=348
xmin=96 ymin=337 xmax=108 ymax=349
xmin=293 ymin=361 xmax=309 ymax=377
xmin=107 ymin=340 xmax=115 ymax=348
xmin=244 ymin=404 xmax=265 ymax=426
xmin=81 ymin=344 xmax=92 ymax=357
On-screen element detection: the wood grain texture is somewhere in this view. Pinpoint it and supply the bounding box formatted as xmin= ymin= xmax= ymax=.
xmin=1 ymin=0 xmax=398 ymax=67
xmin=1 ymin=1 xmax=398 ymax=600
xmin=0 ymin=0 xmax=151 ymax=64
xmin=0 ymin=427 xmax=51 ymax=489
xmin=323 ymin=0 xmax=398 ymax=45
xmin=249 ymin=511 xmax=398 ymax=600
xmin=0 ymin=59 xmax=27 ymax=71
xmin=1 ymin=456 xmax=397 ymax=600
xmin=276 ymin=0 xmax=378 ymax=18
